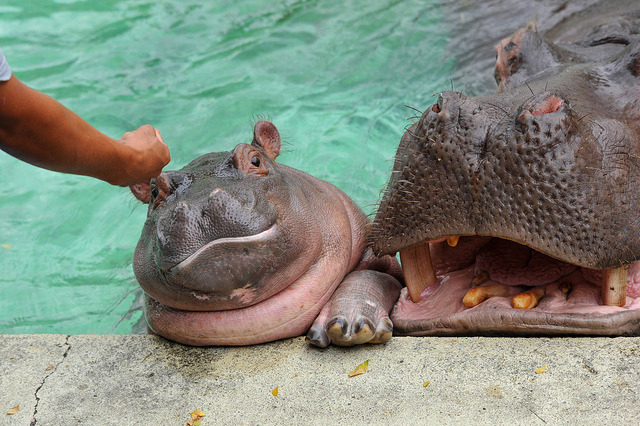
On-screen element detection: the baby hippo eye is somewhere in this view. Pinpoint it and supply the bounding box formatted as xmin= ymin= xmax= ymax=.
xmin=150 ymin=180 xmax=159 ymax=199
xmin=251 ymin=156 xmax=261 ymax=167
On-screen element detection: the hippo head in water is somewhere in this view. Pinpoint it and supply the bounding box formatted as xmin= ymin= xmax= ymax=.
xmin=370 ymin=7 xmax=640 ymax=336
xmin=130 ymin=121 xmax=402 ymax=346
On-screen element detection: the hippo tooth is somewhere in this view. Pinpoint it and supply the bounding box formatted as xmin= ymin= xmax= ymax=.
xmin=462 ymin=284 xmax=510 ymax=308
xmin=601 ymin=266 xmax=628 ymax=307
xmin=399 ymin=242 xmax=437 ymax=303
xmin=446 ymin=236 xmax=460 ymax=247
xmin=512 ymin=287 xmax=545 ymax=309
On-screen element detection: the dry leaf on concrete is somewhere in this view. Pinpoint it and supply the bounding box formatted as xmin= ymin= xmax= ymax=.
xmin=348 ymin=360 xmax=369 ymax=377
xmin=186 ymin=409 xmax=205 ymax=426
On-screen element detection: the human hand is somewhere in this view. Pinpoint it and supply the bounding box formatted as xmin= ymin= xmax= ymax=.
xmin=118 ymin=125 xmax=171 ymax=186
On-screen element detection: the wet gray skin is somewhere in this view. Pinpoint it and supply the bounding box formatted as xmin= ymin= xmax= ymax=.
xmin=370 ymin=0 xmax=640 ymax=336
xmin=130 ymin=121 xmax=401 ymax=346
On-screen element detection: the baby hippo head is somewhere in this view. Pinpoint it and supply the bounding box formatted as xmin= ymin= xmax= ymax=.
xmin=130 ymin=121 xmax=319 ymax=312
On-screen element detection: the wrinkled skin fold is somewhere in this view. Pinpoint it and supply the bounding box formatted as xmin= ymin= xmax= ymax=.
xmin=370 ymin=0 xmax=640 ymax=336
xmin=130 ymin=121 xmax=402 ymax=346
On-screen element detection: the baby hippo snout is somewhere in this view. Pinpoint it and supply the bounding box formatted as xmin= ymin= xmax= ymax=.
xmin=155 ymin=201 xmax=204 ymax=270
xmin=154 ymin=187 xmax=274 ymax=271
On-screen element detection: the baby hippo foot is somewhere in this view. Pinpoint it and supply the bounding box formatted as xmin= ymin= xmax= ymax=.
xmin=306 ymin=270 xmax=402 ymax=348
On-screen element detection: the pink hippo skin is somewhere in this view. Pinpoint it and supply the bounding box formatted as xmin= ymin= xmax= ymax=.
xmin=130 ymin=121 xmax=402 ymax=346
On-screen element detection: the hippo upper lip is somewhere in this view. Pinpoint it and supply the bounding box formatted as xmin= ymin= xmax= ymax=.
xmin=166 ymin=223 xmax=279 ymax=272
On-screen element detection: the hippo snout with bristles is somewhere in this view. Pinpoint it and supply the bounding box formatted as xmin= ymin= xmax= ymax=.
xmin=130 ymin=121 xmax=402 ymax=346
xmin=370 ymin=2 xmax=640 ymax=336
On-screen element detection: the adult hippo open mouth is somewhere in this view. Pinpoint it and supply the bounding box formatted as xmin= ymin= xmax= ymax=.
xmin=370 ymin=1 xmax=640 ymax=336
xmin=130 ymin=121 xmax=401 ymax=346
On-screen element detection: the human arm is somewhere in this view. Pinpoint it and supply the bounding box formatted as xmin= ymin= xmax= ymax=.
xmin=0 ymin=75 xmax=170 ymax=186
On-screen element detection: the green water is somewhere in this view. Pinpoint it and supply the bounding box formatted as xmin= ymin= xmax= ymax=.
xmin=0 ymin=0 xmax=452 ymax=334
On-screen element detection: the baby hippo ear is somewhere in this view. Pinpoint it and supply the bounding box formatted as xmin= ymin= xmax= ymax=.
xmin=252 ymin=120 xmax=281 ymax=161
xmin=130 ymin=181 xmax=151 ymax=204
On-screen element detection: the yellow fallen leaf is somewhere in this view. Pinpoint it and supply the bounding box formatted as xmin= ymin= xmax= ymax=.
xmin=423 ymin=381 xmax=431 ymax=387
xmin=2 ymin=244 xmax=11 ymax=249
xmin=272 ymin=387 xmax=279 ymax=396
xmin=348 ymin=359 xmax=369 ymax=377
xmin=535 ymin=365 xmax=546 ymax=374
xmin=7 ymin=405 xmax=19 ymax=415
xmin=186 ymin=410 xmax=205 ymax=426
xmin=45 ymin=364 xmax=54 ymax=371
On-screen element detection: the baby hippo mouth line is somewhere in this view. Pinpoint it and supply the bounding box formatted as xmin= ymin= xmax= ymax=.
xmin=166 ymin=223 xmax=279 ymax=273
xmin=395 ymin=235 xmax=639 ymax=334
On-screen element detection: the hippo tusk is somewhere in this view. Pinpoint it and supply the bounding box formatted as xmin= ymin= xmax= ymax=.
xmin=462 ymin=284 xmax=511 ymax=308
xmin=601 ymin=266 xmax=627 ymax=307
xmin=446 ymin=236 xmax=460 ymax=247
xmin=399 ymin=242 xmax=437 ymax=303
xmin=512 ymin=287 xmax=546 ymax=309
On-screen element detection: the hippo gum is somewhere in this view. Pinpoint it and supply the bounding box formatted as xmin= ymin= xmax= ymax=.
xmin=130 ymin=121 xmax=402 ymax=346
xmin=370 ymin=1 xmax=640 ymax=336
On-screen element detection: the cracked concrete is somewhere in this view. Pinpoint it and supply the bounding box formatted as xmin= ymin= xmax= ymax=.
xmin=30 ymin=335 xmax=71 ymax=425
xmin=2 ymin=335 xmax=640 ymax=424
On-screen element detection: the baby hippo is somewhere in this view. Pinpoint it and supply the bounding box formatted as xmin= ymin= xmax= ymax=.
xmin=130 ymin=121 xmax=402 ymax=346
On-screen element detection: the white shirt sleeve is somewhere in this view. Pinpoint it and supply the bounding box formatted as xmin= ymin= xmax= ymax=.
xmin=0 ymin=49 xmax=13 ymax=81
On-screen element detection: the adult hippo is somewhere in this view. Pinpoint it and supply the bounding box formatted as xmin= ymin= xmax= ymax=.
xmin=130 ymin=120 xmax=402 ymax=346
xmin=369 ymin=0 xmax=640 ymax=336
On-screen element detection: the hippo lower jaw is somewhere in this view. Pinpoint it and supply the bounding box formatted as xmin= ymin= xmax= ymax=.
xmin=144 ymin=225 xmax=341 ymax=345
xmin=392 ymin=236 xmax=640 ymax=336
xmin=143 ymin=222 xmax=337 ymax=345
xmin=144 ymin=281 xmax=328 ymax=346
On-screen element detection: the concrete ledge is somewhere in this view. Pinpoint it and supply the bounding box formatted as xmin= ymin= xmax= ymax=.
xmin=2 ymin=335 xmax=639 ymax=424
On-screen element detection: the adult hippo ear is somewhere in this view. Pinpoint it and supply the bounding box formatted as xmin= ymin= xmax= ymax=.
xmin=251 ymin=120 xmax=281 ymax=161
xmin=494 ymin=25 xmax=559 ymax=92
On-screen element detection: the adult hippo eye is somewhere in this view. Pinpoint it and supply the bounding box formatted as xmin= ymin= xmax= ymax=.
xmin=251 ymin=156 xmax=261 ymax=167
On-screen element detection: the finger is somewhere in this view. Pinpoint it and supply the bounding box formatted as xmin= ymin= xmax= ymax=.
xmin=139 ymin=124 xmax=155 ymax=133
xmin=154 ymin=127 xmax=165 ymax=144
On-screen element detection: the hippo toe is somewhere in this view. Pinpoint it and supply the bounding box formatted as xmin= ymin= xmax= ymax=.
xmin=306 ymin=269 xmax=401 ymax=347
